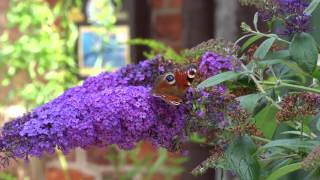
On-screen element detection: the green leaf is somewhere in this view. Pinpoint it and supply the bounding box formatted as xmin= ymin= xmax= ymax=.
xmin=312 ymin=67 xmax=320 ymax=80
xmin=147 ymin=149 xmax=167 ymax=175
xmin=254 ymin=105 xmax=278 ymax=139
xmin=254 ymin=37 xmax=276 ymax=60
xmin=225 ymin=135 xmax=260 ymax=180
xmin=259 ymin=59 xmax=311 ymax=78
xmin=280 ymin=131 xmax=311 ymax=138
xmin=237 ymin=93 xmax=264 ymax=113
xmin=310 ymin=114 xmax=320 ymax=136
xmin=265 ymin=50 xmax=290 ymax=60
xmin=266 ymin=163 xmax=302 ymax=180
xmin=197 ymin=71 xmax=243 ymax=89
xmin=240 ymin=35 xmax=263 ymax=53
xmin=310 ymin=4 xmax=320 ymax=45
xmin=261 ymin=139 xmax=319 ymax=151
xmin=316 ymin=115 xmax=320 ymax=132
xmin=304 ymin=0 xmax=320 ymax=15
xmin=289 ymin=32 xmax=318 ymax=73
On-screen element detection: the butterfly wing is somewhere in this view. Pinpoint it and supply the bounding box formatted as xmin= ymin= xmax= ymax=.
xmin=152 ymin=71 xmax=190 ymax=105
xmin=153 ymin=94 xmax=183 ymax=105
xmin=174 ymin=71 xmax=190 ymax=91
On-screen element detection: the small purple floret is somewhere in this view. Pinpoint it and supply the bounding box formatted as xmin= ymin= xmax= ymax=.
xmin=199 ymin=51 xmax=235 ymax=78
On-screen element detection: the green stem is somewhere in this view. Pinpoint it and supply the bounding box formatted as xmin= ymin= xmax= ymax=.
xmin=259 ymin=81 xmax=320 ymax=94
xmin=300 ymin=118 xmax=304 ymax=141
xmin=241 ymin=64 xmax=282 ymax=109
xmin=246 ymin=28 xmax=291 ymax=44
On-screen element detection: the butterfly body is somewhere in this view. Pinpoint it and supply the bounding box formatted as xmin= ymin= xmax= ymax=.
xmin=152 ymin=65 xmax=197 ymax=105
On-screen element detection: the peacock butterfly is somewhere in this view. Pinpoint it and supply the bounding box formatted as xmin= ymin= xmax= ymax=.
xmin=152 ymin=65 xmax=197 ymax=105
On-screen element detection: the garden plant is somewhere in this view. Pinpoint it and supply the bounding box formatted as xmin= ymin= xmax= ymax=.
xmin=1 ymin=0 xmax=320 ymax=180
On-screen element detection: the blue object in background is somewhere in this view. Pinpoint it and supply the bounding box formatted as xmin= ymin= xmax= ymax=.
xmin=81 ymin=30 xmax=126 ymax=69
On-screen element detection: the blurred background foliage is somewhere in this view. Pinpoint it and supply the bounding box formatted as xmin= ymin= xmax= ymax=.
xmin=128 ymin=38 xmax=184 ymax=62
xmin=106 ymin=144 xmax=187 ymax=180
xmin=0 ymin=172 xmax=16 ymax=180
xmin=0 ymin=0 xmax=186 ymax=179
xmin=0 ymin=0 xmax=81 ymax=108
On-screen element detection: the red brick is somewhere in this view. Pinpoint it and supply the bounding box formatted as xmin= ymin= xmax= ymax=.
xmin=137 ymin=142 xmax=157 ymax=160
xmin=86 ymin=147 xmax=111 ymax=165
xmin=0 ymin=0 xmax=9 ymax=11
xmin=46 ymin=0 xmax=58 ymax=7
xmin=151 ymin=0 xmax=164 ymax=9
xmin=154 ymin=14 xmax=182 ymax=41
xmin=46 ymin=168 xmax=94 ymax=180
xmin=0 ymin=14 xmax=6 ymax=27
xmin=8 ymin=28 xmax=20 ymax=41
xmin=102 ymin=172 xmax=117 ymax=179
xmin=168 ymin=0 xmax=182 ymax=8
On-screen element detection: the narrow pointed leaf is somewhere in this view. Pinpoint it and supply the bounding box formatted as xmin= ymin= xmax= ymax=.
xmin=254 ymin=37 xmax=276 ymax=60
xmin=240 ymin=35 xmax=263 ymax=53
xmin=197 ymin=71 xmax=242 ymax=89
xmin=266 ymin=163 xmax=302 ymax=180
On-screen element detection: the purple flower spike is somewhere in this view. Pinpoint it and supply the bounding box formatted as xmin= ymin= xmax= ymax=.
xmin=0 ymin=51 xmax=240 ymax=167
xmin=0 ymin=86 xmax=186 ymax=163
xmin=0 ymin=57 xmax=188 ymax=166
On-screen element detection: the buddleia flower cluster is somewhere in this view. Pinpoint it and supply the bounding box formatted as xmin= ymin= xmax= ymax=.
xmin=183 ymin=38 xmax=239 ymax=59
xmin=259 ymin=0 xmax=311 ymax=35
xmin=276 ymin=92 xmax=320 ymax=122
xmin=185 ymin=51 xmax=263 ymax=176
xmin=0 ymin=40 xmax=251 ymax=168
xmin=0 ymin=57 xmax=188 ymax=166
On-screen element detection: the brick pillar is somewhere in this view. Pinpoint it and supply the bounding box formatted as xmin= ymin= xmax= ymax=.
xmin=128 ymin=0 xmax=151 ymax=63
xmin=182 ymin=0 xmax=214 ymax=48
xmin=150 ymin=0 xmax=183 ymax=50
xmin=215 ymin=0 xmax=238 ymax=41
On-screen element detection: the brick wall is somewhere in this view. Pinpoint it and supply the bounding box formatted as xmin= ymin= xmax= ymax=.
xmin=150 ymin=0 xmax=183 ymax=50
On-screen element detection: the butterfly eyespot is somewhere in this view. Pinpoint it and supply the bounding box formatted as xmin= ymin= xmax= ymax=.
xmin=165 ymin=73 xmax=176 ymax=84
xmin=187 ymin=68 xmax=197 ymax=79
